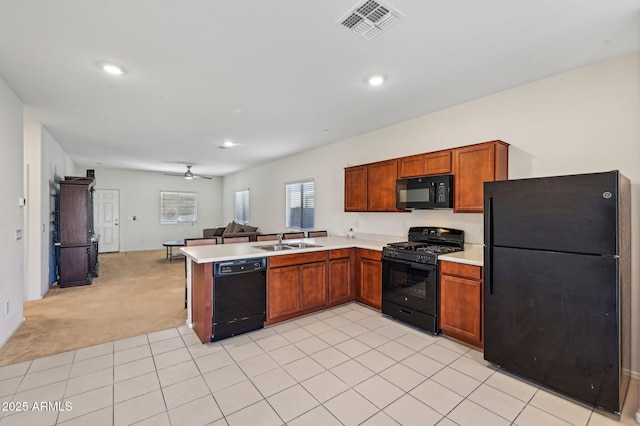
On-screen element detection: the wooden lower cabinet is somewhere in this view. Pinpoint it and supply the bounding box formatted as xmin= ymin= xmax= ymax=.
xmin=267 ymin=265 xmax=300 ymax=319
xmin=439 ymin=261 xmax=483 ymax=348
xmin=300 ymin=262 xmax=328 ymax=310
xmin=192 ymin=247 xmax=382 ymax=342
xmin=192 ymin=261 xmax=213 ymax=343
xmin=356 ymin=249 xmax=382 ymax=310
xmin=266 ymin=251 xmax=329 ymax=324
xmin=329 ymin=249 xmax=354 ymax=304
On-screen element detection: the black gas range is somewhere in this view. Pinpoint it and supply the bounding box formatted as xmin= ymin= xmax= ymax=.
xmin=381 ymin=227 xmax=464 ymax=334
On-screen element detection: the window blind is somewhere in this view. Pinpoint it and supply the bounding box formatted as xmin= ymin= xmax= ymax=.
xmin=160 ymin=191 xmax=197 ymax=224
xmin=286 ymin=180 xmax=314 ymax=229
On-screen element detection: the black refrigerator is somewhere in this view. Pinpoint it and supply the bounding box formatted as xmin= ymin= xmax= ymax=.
xmin=483 ymin=170 xmax=631 ymax=415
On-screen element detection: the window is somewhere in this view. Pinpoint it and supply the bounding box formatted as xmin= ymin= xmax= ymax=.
xmin=235 ymin=189 xmax=249 ymax=224
xmin=160 ymin=191 xmax=197 ymax=224
xmin=286 ymin=180 xmax=314 ymax=229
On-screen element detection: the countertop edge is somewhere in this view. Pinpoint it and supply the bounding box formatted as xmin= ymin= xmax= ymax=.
xmin=181 ymin=237 xmax=484 ymax=266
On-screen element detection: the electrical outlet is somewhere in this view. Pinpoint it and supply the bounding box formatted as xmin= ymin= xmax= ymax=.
xmin=4 ymin=301 xmax=9 ymax=316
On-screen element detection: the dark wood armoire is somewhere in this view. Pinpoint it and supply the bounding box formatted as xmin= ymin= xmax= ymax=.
xmin=56 ymin=176 xmax=99 ymax=287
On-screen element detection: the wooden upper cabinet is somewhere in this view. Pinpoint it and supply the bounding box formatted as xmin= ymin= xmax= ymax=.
xmin=452 ymin=141 xmax=509 ymax=213
xmin=345 ymin=160 xmax=400 ymax=212
xmin=425 ymin=150 xmax=452 ymax=175
xmin=367 ymin=159 xmax=398 ymax=212
xmin=397 ymin=154 xmax=424 ymax=178
xmin=345 ymin=141 xmax=508 ymax=214
xmin=397 ymin=150 xmax=452 ymax=178
xmin=344 ymin=165 xmax=367 ymax=212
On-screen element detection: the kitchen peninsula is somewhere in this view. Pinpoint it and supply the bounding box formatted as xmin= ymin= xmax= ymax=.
xmin=182 ymin=236 xmax=483 ymax=344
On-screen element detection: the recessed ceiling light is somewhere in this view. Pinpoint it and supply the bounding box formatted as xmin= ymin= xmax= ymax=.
xmin=220 ymin=140 xmax=235 ymax=149
xmin=367 ymin=74 xmax=386 ymax=86
xmin=102 ymin=63 xmax=125 ymax=75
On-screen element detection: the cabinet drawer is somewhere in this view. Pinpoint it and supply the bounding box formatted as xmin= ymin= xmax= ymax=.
xmin=268 ymin=251 xmax=328 ymax=268
xmin=329 ymin=248 xmax=352 ymax=260
xmin=440 ymin=261 xmax=481 ymax=280
xmin=358 ymin=248 xmax=382 ymax=261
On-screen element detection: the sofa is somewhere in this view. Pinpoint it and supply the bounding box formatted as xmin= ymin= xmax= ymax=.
xmin=203 ymin=221 xmax=260 ymax=242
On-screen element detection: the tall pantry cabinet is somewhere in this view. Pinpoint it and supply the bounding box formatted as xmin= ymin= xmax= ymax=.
xmin=55 ymin=176 xmax=99 ymax=287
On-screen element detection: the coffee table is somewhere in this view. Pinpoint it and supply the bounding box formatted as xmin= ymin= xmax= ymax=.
xmin=163 ymin=240 xmax=185 ymax=262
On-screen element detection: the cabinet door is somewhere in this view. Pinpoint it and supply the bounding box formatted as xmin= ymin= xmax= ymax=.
xmin=59 ymin=245 xmax=91 ymax=287
xmin=397 ymin=155 xmax=425 ymax=178
xmin=268 ymin=266 xmax=300 ymax=319
xmin=440 ymin=262 xmax=483 ymax=348
xmin=329 ymin=257 xmax=352 ymax=303
xmin=357 ymin=250 xmax=382 ymax=310
xmin=60 ymin=184 xmax=91 ymax=244
xmin=424 ymin=150 xmax=452 ymax=174
xmin=344 ymin=166 xmax=367 ymax=212
xmin=453 ymin=141 xmax=508 ymax=213
xmin=367 ymin=159 xmax=398 ymax=212
xmin=300 ymin=262 xmax=327 ymax=310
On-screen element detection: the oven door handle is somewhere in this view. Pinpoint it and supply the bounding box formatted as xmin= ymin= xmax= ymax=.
xmin=382 ymin=257 xmax=437 ymax=271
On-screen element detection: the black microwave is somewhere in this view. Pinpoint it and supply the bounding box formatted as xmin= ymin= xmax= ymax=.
xmin=396 ymin=174 xmax=454 ymax=209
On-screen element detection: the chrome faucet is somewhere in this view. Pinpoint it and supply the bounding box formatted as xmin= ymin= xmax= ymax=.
xmin=277 ymin=233 xmax=283 ymax=244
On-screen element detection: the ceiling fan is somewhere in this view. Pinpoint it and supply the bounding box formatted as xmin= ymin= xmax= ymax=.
xmin=164 ymin=165 xmax=212 ymax=180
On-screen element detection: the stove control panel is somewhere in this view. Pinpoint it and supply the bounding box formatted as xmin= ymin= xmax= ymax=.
xmin=416 ymin=255 xmax=434 ymax=264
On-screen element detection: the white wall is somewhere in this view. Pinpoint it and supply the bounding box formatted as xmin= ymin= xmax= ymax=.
xmin=23 ymin=123 xmax=43 ymax=301
xmin=23 ymin=123 xmax=75 ymax=301
xmin=0 ymin=76 xmax=25 ymax=347
xmin=223 ymin=52 xmax=640 ymax=372
xmin=85 ymin=167 xmax=223 ymax=252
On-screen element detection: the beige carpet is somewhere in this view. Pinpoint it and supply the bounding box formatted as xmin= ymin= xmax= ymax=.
xmin=0 ymin=249 xmax=187 ymax=367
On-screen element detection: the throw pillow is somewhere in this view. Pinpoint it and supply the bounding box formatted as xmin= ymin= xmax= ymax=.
xmin=223 ymin=221 xmax=236 ymax=234
xmin=240 ymin=225 xmax=258 ymax=233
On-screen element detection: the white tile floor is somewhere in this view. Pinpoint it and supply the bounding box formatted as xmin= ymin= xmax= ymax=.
xmin=0 ymin=302 xmax=637 ymax=426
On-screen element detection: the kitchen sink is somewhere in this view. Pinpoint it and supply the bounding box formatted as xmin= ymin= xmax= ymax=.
xmin=257 ymin=244 xmax=292 ymax=251
xmin=284 ymin=242 xmax=322 ymax=249
xmin=256 ymin=242 xmax=322 ymax=251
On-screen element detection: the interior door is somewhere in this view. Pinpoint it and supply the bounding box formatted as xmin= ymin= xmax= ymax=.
xmin=93 ymin=189 xmax=119 ymax=253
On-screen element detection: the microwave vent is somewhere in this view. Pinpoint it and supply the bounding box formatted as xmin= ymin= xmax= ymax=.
xmin=337 ymin=0 xmax=403 ymax=40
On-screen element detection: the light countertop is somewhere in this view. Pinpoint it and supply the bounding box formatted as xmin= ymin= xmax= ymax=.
xmin=181 ymin=236 xmax=484 ymax=267
xmin=439 ymin=244 xmax=484 ymax=267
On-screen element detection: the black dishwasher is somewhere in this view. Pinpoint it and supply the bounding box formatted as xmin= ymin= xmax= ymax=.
xmin=212 ymin=257 xmax=267 ymax=341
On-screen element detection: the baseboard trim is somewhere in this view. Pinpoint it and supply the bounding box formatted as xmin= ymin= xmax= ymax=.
xmin=0 ymin=316 xmax=25 ymax=350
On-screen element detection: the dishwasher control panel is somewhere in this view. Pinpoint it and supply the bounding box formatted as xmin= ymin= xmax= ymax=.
xmin=214 ymin=258 xmax=267 ymax=276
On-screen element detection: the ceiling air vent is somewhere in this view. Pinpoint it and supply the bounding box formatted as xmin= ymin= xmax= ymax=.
xmin=337 ymin=0 xmax=403 ymax=40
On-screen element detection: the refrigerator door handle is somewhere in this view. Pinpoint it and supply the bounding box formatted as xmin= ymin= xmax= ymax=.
xmin=484 ymin=196 xmax=493 ymax=294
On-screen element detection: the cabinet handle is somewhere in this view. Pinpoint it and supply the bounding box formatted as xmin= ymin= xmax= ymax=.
xmin=484 ymin=196 xmax=493 ymax=295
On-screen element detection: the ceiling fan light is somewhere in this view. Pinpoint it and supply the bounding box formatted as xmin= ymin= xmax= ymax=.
xmin=184 ymin=175 xmax=193 ymax=180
